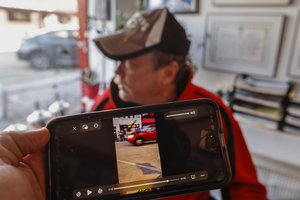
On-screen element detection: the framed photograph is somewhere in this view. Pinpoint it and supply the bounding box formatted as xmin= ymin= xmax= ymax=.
xmin=144 ymin=0 xmax=199 ymax=14
xmin=289 ymin=12 xmax=300 ymax=77
xmin=203 ymin=14 xmax=285 ymax=77
xmin=213 ymin=0 xmax=291 ymax=6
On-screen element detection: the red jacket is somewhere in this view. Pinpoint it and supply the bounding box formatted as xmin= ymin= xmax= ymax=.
xmin=91 ymin=75 xmax=267 ymax=200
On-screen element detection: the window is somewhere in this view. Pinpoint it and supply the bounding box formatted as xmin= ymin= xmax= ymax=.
xmin=53 ymin=31 xmax=69 ymax=39
xmin=8 ymin=9 xmax=31 ymax=22
xmin=58 ymin=14 xmax=72 ymax=24
xmin=70 ymin=30 xmax=79 ymax=40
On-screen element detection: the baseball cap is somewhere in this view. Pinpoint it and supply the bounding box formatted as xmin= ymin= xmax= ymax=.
xmin=93 ymin=8 xmax=190 ymax=60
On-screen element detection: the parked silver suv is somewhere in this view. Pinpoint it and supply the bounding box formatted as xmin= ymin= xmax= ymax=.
xmin=17 ymin=29 xmax=79 ymax=69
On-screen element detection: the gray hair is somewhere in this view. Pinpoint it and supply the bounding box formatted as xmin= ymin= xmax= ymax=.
xmin=149 ymin=50 xmax=188 ymax=83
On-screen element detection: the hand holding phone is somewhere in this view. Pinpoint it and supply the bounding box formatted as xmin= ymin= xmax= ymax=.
xmin=46 ymin=99 xmax=231 ymax=200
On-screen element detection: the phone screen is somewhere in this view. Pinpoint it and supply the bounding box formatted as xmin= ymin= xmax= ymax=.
xmin=46 ymin=99 xmax=231 ymax=200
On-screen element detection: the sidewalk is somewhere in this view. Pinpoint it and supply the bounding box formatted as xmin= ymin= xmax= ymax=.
xmin=0 ymin=69 xmax=82 ymax=130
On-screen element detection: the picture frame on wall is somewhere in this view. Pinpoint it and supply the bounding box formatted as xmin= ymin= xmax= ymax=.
xmin=288 ymin=12 xmax=300 ymax=77
xmin=213 ymin=0 xmax=291 ymax=6
xmin=203 ymin=13 xmax=285 ymax=77
xmin=144 ymin=0 xmax=199 ymax=14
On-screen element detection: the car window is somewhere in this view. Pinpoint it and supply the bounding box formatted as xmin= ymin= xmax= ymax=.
xmin=141 ymin=125 xmax=155 ymax=132
xmin=148 ymin=126 xmax=155 ymax=131
xmin=53 ymin=30 xmax=69 ymax=39
xmin=70 ymin=30 xmax=79 ymax=40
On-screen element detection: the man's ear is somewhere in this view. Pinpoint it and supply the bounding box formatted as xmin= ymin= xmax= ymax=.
xmin=160 ymin=61 xmax=179 ymax=85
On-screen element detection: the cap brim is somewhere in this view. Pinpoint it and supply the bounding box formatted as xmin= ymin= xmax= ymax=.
xmin=93 ymin=32 xmax=158 ymax=61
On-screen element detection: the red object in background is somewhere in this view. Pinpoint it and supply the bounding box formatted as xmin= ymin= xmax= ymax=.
xmin=141 ymin=113 xmax=155 ymax=125
xmin=142 ymin=118 xmax=155 ymax=125
xmin=77 ymin=0 xmax=89 ymax=70
xmin=78 ymin=0 xmax=92 ymax=101
xmin=82 ymin=82 xmax=100 ymax=99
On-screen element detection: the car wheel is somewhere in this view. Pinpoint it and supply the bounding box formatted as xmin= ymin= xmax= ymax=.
xmin=30 ymin=51 xmax=51 ymax=69
xmin=135 ymin=137 xmax=143 ymax=146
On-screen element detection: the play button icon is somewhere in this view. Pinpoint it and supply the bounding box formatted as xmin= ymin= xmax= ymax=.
xmin=87 ymin=190 xmax=92 ymax=196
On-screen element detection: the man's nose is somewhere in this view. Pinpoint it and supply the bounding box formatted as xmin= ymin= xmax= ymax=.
xmin=115 ymin=61 xmax=125 ymax=76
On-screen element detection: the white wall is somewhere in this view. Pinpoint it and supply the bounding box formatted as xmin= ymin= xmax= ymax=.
xmin=176 ymin=0 xmax=300 ymax=93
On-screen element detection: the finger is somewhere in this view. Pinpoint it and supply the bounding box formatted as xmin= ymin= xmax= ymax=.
xmin=0 ymin=128 xmax=50 ymax=165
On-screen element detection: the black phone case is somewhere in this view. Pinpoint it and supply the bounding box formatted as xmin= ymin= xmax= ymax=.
xmin=46 ymin=98 xmax=232 ymax=200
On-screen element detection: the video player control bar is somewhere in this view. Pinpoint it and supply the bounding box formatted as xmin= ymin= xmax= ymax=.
xmin=73 ymin=171 xmax=208 ymax=199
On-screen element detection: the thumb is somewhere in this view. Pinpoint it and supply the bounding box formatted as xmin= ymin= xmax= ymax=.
xmin=0 ymin=128 xmax=50 ymax=166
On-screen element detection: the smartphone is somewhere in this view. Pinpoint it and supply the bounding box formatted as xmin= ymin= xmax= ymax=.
xmin=46 ymin=99 xmax=231 ymax=200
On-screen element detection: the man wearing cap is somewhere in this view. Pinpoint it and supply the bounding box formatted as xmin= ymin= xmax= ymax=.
xmin=92 ymin=8 xmax=267 ymax=200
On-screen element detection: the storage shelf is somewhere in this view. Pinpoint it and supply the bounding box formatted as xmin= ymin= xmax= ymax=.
xmin=234 ymin=93 xmax=281 ymax=108
xmin=230 ymin=75 xmax=293 ymax=131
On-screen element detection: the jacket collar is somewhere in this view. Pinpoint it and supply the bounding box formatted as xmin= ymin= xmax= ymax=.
xmin=110 ymin=69 xmax=191 ymax=108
